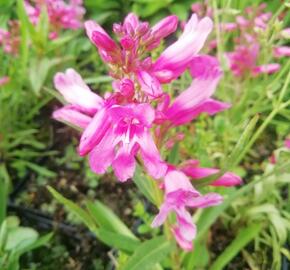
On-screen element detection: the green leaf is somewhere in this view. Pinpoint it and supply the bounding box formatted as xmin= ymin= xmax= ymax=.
xmin=22 ymin=161 xmax=56 ymax=178
xmin=0 ymin=164 xmax=10 ymax=224
xmin=132 ymin=166 xmax=155 ymax=204
xmin=93 ymin=228 xmax=140 ymax=253
xmin=86 ymin=200 xmax=137 ymax=239
xmin=47 ymin=186 xmax=96 ymax=231
xmin=16 ymin=232 xmax=53 ymax=256
xmin=29 ymin=58 xmax=65 ymax=95
xmin=209 ymin=223 xmax=262 ymax=270
xmin=122 ymin=236 xmax=174 ymax=270
xmin=5 ymin=227 xmax=38 ymax=251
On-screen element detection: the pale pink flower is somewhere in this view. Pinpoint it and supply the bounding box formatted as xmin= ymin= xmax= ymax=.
xmin=152 ymin=14 xmax=213 ymax=83
xmin=156 ymin=56 xmax=230 ymax=126
xmin=53 ymin=105 xmax=92 ymax=129
xmin=273 ymin=46 xmax=290 ymax=58
xmin=53 ymin=68 xmax=103 ymax=115
xmin=152 ymin=168 xmax=223 ymax=250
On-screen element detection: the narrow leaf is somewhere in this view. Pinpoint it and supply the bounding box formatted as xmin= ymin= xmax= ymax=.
xmin=122 ymin=236 xmax=174 ymax=270
xmin=209 ymin=223 xmax=262 ymax=270
xmin=47 ymin=186 xmax=96 ymax=231
xmin=86 ymin=200 xmax=137 ymax=239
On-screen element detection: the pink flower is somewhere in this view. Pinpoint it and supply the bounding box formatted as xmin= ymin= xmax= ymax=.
xmin=53 ymin=69 xmax=103 ymax=115
xmin=81 ymin=103 xmax=167 ymax=181
xmin=53 ymin=69 xmax=166 ymax=182
xmin=180 ymin=160 xmax=242 ymax=187
xmin=157 ymin=56 xmax=229 ymax=126
xmin=53 ymin=105 xmax=92 ymax=129
xmin=152 ymin=168 xmax=223 ymax=250
xmin=273 ymin=46 xmax=290 ymax=58
xmin=148 ymin=15 xmax=178 ymax=50
xmin=152 ymin=14 xmax=213 ymax=83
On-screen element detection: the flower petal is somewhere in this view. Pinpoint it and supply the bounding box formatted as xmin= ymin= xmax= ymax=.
xmin=153 ymin=14 xmax=213 ymax=82
xmin=137 ymin=70 xmax=163 ymax=98
xmin=151 ymin=203 xmax=172 ymax=228
xmin=54 ymin=68 xmax=103 ymax=114
xmin=52 ymin=105 xmax=92 ymax=129
xmin=88 ymin=130 xmax=116 ymax=174
xmin=79 ymin=107 xmax=111 ymax=156
xmin=181 ymin=166 xmax=242 ymax=187
xmin=187 ymin=193 xmax=223 ymax=208
xmin=138 ymin=131 xmax=167 ymax=179
xmin=112 ymin=143 xmax=136 ymax=182
xmin=169 ymin=98 xmax=230 ymax=126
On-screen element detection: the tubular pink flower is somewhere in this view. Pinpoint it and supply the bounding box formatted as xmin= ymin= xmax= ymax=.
xmin=123 ymin=13 xmax=140 ymax=33
xmin=85 ymin=20 xmax=121 ymax=63
xmin=53 ymin=68 xmax=103 ymax=114
xmin=152 ymin=14 xmax=213 ymax=83
xmin=273 ymin=46 xmax=290 ymax=58
xmin=180 ymin=160 xmax=242 ymax=187
xmin=152 ymin=168 xmax=223 ymax=250
xmin=92 ymin=31 xmax=119 ymax=52
xmin=52 ymin=105 xmax=92 ymax=129
xmin=147 ymin=15 xmax=178 ymax=49
xmin=164 ymin=56 xmax=224 ymax=125
xmin=80 ymin=103 xmax=166 ymax=181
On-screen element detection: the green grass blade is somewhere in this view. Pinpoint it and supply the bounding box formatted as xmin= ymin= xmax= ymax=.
xmin=209 ymin=223 xmax=262 ymax=270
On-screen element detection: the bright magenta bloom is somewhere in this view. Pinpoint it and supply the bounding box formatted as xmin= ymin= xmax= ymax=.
xmin=152 ymin=168 xmax=223 ymax=250
xmin=156 ymin=55 xmax=230 ymax=126
xmin=53 ymin=69 xmax=166 ymax=182
xmin=80 ymin=103 xmax=167 ymax=182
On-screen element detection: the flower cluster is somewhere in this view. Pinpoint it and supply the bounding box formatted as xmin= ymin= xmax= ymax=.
xmin=25 ymin=0 xmax=85 ymax=39
xmin=53 ymin=13 xmax=241 ymax=250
